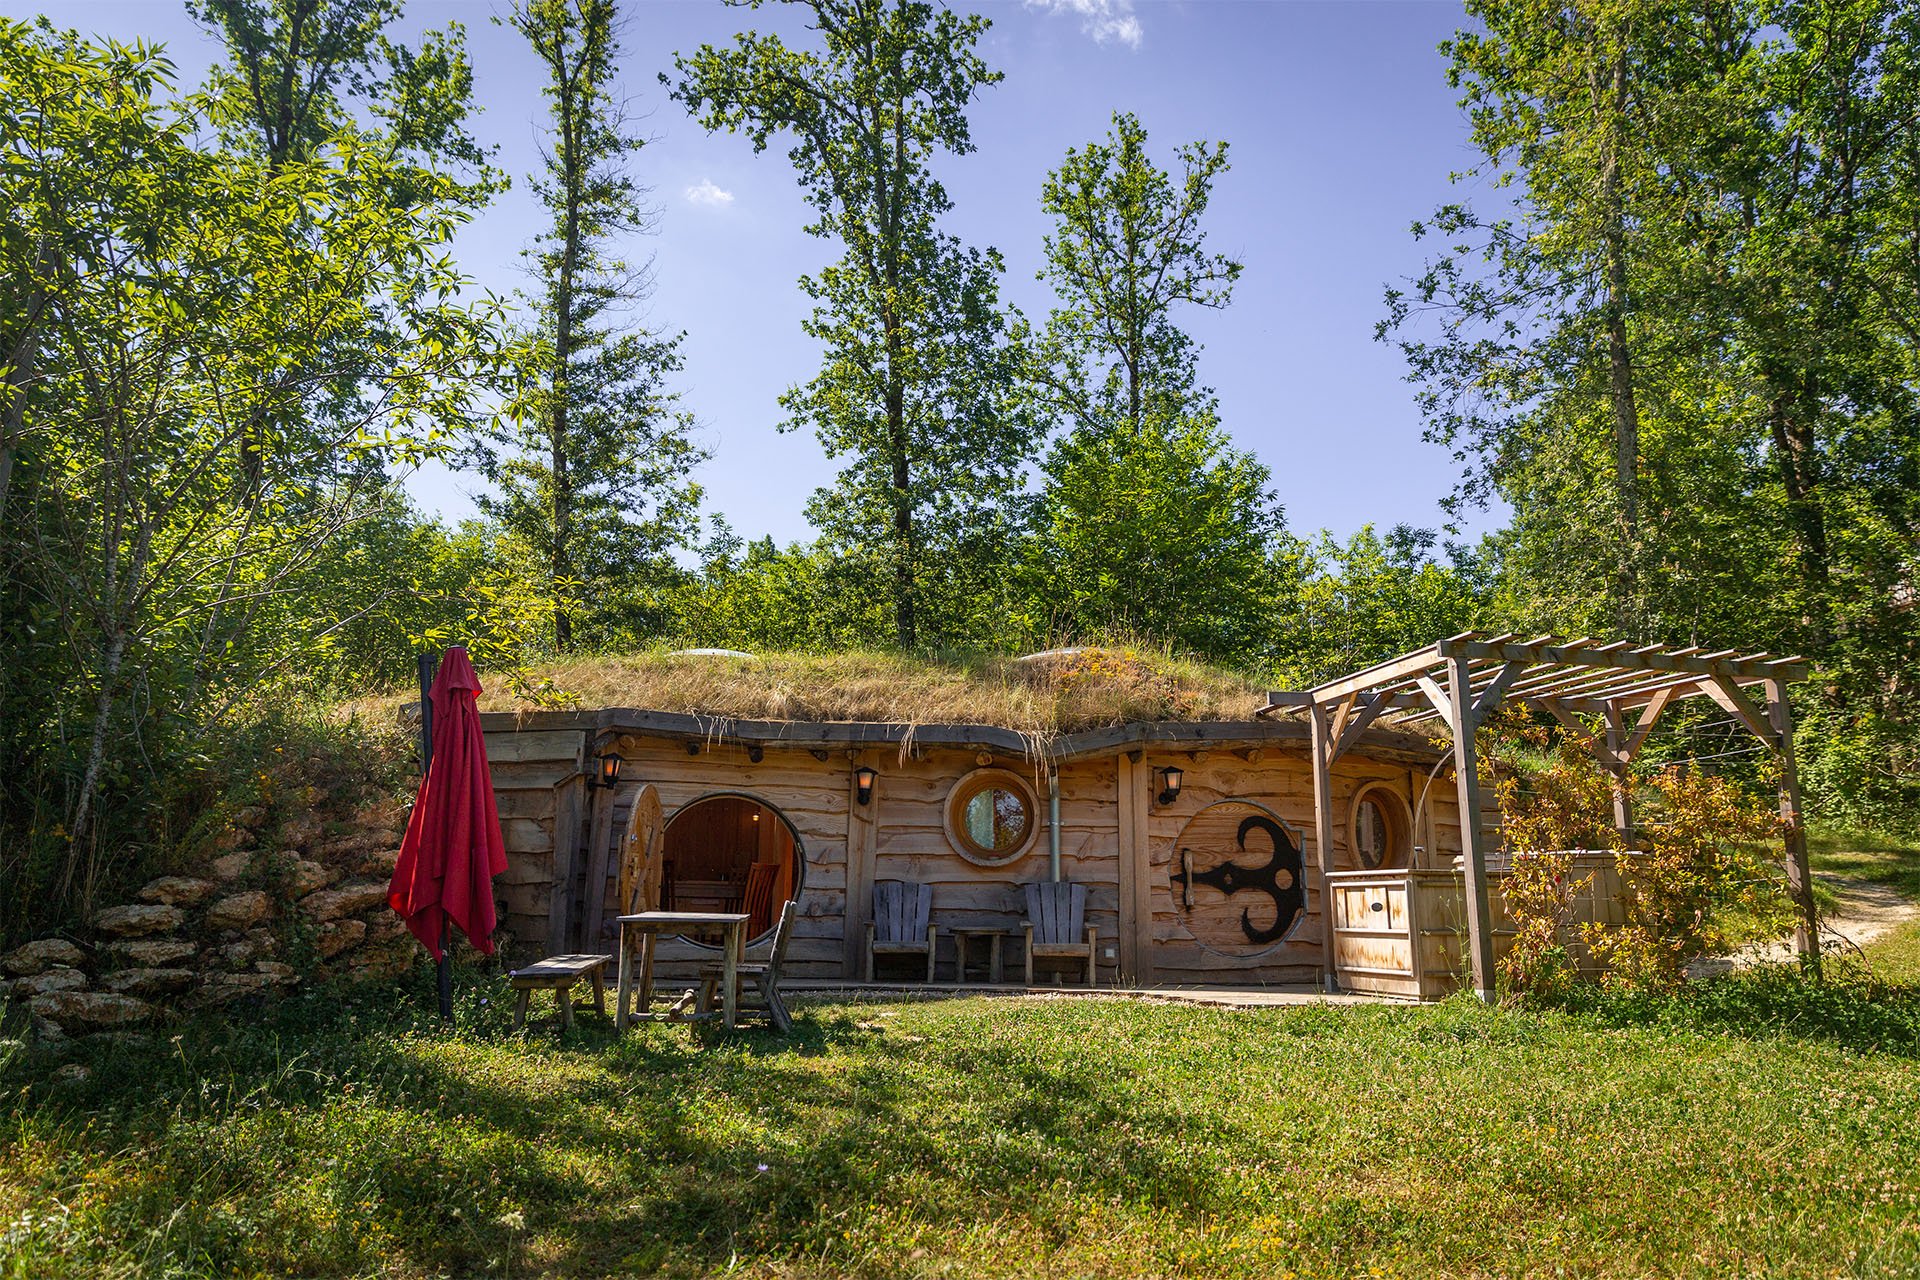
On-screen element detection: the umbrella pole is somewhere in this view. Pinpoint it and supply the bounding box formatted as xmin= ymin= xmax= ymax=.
xmin=438 ymin=915 xmax=454 ymax=1023
xmin=418 ymin=651 xmax=453 ymax=1024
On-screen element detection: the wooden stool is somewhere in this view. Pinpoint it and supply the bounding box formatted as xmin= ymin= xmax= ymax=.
xmin=509 ymin=954 xmax=611 ymax=1030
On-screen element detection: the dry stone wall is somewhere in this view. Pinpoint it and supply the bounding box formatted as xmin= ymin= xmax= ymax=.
xmin=0 ymin=799 xmax=476 ymax=1041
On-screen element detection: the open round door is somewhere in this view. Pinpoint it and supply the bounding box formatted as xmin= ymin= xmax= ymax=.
xmin=617 ymin=784 xmax=665 ymax=930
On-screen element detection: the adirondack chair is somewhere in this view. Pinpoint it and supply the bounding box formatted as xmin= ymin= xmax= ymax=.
xmin=697 ymin=897 xmax=799 ymax=1033
xmin=865 ymin=880 xmax=937 ymax=983
xmin=1022 ymin=881 xmax=1099 ymax=986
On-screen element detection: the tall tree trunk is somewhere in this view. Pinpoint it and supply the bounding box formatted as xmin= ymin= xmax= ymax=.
xmin=1768 ymin=382 xmax=1831 ymax=649
xmin=548 ymin=65 xmax=585 ymax=655
xmin=887 ymin=380 xmax=914 ymax=649
xmin=66 ymin=627 xmax=128 ymax=902
xmin=1596 ymin=52 xmax=1642 ymax=633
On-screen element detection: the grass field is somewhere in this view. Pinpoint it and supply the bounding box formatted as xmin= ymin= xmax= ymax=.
xmin=3 ymin=950 xmax=1918 ymax=1280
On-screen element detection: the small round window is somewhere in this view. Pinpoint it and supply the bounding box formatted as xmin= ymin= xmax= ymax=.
xmin=943 ymin=768 xmax=1038 ymax=866
xmin=1349 ymin=782 xmax=1411 ymax=870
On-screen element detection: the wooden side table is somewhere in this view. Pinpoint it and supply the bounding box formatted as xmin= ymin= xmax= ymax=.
xmin=950 ymin=926 xmax=1010 ymax=985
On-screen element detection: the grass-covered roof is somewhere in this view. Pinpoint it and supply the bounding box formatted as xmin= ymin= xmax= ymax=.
xmin=470 ymin=647 xmax=1271 ymax=735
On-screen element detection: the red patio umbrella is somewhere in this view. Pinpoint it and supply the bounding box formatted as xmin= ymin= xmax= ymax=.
xmin=387 ymin=646 xmax=506 ymax=1018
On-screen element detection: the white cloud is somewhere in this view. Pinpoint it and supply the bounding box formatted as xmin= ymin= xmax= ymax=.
xmin=684 ymin=178 xmax=735 ymax=208
xmin=1027 ymin=0 xmax=1143 ymax=50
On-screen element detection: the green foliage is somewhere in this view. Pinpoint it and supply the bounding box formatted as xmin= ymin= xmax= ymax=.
xmin=671 ymin=0 xmax=1038 ymax=650
xmin=0 ymin=16 xmax=502 ymax=926
xmin=1020 ymin=112 xmax=1287 ymax=665
xmin=476 ymin=0 xmax=707 ymax=653
xmin=1388 ymin=0 xmax=1920 ymax=829
xmin=3 ymin=988 xmax=1919 ymax=1276
xmin=1272 ymin=525 xmax=1486 ymax=685
xmin=1583 ymin=768 xmax=1788 ymax=993
xmin=1023 ymin=416 xmax=1288 ymax=663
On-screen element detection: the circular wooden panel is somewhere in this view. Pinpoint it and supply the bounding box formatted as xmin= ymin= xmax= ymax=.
xmin=618 ymin=784 xmax=665 ymax=924
xmin=1172 ymin=800 xmax=1307 ymax=957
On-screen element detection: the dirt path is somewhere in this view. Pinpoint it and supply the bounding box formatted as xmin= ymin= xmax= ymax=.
xmin=1691 ymin=872 xmax=1919 ymax=977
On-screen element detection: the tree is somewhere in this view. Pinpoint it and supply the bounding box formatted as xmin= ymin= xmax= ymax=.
xmin=1035 ymin=111 xmax=1240 ymax=441
xmin=1023 ymin=418 xmax=1286 ymax=662
xmin=1022 ymin=112 xmax=1277 ymax=661
xmin=480 ymin=0 xmax=706 ymax=652
xmin=0 ymin=19 xmax=501 ymax=911
xmin=671 ymin=0 xmax=1036 ymax=649
xmin=188 ymin=0 xmax=493 ymax=186
xmin=1382 ymin=0 xmax=1719 ymax=634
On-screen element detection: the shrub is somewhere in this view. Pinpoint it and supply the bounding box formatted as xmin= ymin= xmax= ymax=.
xmin=1581 ymin=767 xmax=1786 ymax=994
xmin=1493 ymin=747 xmax=1615 ymax=1000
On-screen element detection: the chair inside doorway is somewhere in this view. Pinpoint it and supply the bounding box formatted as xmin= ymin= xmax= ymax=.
xmin=661 ymin=794 xmax=799 ymax=941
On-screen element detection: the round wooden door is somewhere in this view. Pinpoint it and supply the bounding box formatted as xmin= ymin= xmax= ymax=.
xmin=617 ymin=784 xmax=665 ymax=929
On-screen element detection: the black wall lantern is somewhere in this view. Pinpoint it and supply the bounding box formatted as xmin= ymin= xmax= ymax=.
xmin=1157 ymin=766 xmax=1184 ymax=806
xmin=747 ymin=745 xmax=765 ymax=763
xmin=854 ymin=765 xmax=878 ymax=805
xmin=592 ymin=752 xmax=623 ymax=790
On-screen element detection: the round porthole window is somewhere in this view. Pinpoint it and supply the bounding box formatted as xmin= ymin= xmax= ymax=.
xmin=943 ymin=768 xmax=1039 ymax=867
xmin=1348 ymin=781 xmax=1412 ymax=870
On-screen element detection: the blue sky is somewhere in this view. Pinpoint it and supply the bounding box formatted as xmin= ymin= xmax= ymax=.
xmin=38 ymin=0 xmax=1505 ymax=549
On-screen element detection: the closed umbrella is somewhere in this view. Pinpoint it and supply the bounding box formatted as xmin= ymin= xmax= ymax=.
xmin=387 ymin=646 xmax=507 ymax=1019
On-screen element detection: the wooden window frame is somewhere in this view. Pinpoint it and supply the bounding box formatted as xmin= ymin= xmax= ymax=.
xmin=943 ymin=767 xmax=1040 ymax=867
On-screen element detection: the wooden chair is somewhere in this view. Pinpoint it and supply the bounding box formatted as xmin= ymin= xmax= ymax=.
xmin=742 ymin=861 xmax=778 ymax=938
xmin=1022 ymin=881 xmax=1099 ymax=986
xmin=865 ymin=880 xmax=936 ymax=983
xmin=697 ymin=898 xmax=798 ymax=1033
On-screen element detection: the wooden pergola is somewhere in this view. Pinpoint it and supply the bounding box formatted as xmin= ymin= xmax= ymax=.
xmin=1270 ymin=633 xmax=1816 ymax=1000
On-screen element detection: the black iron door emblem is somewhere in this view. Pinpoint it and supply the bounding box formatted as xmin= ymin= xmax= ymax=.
xmin=1182 ymin=814 xmax=1305 ymax=944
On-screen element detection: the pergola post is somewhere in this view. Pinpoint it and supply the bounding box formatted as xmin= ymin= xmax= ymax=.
xmin=1447 ymin=655 xmax=1498 ymax=1002
xmin=1603 ymin=705 xmax=1634 ymax=846
xmin=1765 ymin=679 xmax=1820 ymax=972
xmin=1308 ymin=702 xmax=1339 ymax=992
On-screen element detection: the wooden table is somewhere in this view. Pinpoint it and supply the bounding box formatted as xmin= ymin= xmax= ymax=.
xmin=949 ymin=926 xmax=1011 ymax=985
xmin=614 ymin=911 xmax=751 ymax=1030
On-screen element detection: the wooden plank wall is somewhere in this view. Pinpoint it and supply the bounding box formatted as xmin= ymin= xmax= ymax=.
xmin=481 ymin=721 xmax=1471 ymax=989
xmin=867 ymin=749 xmax=1124 ymax=985
xmin=597 ymin=734 xmax=853 ymax=982
xmin=483 ymin=729 xmax=587 ymax=960
xmin=1137 ymin=747 xmax=1467 ymax=988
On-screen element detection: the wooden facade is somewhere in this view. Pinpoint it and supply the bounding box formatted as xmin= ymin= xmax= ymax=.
xmin=478 ymin=709 xmax=1483 ymax=992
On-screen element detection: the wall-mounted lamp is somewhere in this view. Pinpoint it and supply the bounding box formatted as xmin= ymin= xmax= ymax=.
xmin=592 ymin=752 xmax=624 ymax=790
xmin=1157 ymin=766 xmax=1184 ymax=807
xmin=747 ymin=744 xmax=764 ymax=763
xmin=854 ymin=765 xmax=878 ymax=806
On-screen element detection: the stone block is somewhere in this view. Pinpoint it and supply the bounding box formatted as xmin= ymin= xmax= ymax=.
xmin=99 ymin=968 xmax=195 ymax=997
xmin=284 ymin=858 xmax=337 ymax=896
xmin=186 ymin=974 xmax=277 ymax=1009
xmin=355 ymin=847 xmax=401 ymax=878
xmin=138 ymin=876 xmax=218 ymax=907
xmin=30 ymin=991 xmax=153 ymax=1030
xmin=91 ymin=904 xmax=185 ymax=938
xmin=3 ymin=938 xmax=86 ymax=975
xmin=316 ymin=918 xmax=368 ymax=959
xmin=254 ymin=961 xmax=299 ymax=984
xmin=210 ymin=851 xmax=253 ymax=881
xmin=204 ymin=890 xmax=272 ymax=931
xmin=299 ymin=880 xmax=388 ymax=922
xmin=280 ymin=815 xmax=325 ymax=849
xmin=107 ymin=939 xmax=198 ymax=967
xmin=13 ymin=968 xmax=87 ymax=997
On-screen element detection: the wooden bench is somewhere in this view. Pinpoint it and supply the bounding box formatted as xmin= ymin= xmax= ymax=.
xmin=509 ymin=954 xmax=611 ymax=1030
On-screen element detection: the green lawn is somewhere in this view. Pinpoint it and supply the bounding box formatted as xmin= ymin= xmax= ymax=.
xmin=3 ymin=962 xmax=1918 ymax=1280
